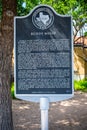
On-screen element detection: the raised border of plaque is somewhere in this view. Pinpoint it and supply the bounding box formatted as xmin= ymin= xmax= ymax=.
xmin=14 ymin=4 xmax=74 ymax=102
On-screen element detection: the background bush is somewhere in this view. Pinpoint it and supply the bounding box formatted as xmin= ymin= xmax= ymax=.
xmin=11 ymin=82 xmax=16 ymax=99
xmin=74 ymin=79 xmax=87 ymax=92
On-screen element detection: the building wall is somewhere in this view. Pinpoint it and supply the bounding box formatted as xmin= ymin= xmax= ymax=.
xmin=74 ymin=47 xmax=87 ymax=80
xmin=83 ymin=48 xmax=87 ymax=77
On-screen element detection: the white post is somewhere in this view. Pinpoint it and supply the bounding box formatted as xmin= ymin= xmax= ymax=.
xmin=40 ymin=98 xmax=49 ymax=130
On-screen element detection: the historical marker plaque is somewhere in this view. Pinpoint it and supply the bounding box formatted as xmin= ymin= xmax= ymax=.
xmin=14 ymin=5 xmax=73 ymax=102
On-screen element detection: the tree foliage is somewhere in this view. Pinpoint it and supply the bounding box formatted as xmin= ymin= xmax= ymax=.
xmin=17 ymin=0 xmax=39 ymax=16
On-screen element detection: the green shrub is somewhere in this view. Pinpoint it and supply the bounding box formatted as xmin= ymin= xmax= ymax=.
xmin=11 ymin=82 xmax=16 ymax=99
xmin=74 ymin=79 xmax=87 ymax=92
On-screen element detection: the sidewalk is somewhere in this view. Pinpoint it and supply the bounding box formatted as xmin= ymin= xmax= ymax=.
xmin=12 ymin=92 xmax=87 ymax=130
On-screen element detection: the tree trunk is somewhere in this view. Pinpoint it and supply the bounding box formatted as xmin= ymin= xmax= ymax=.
xmin=0 ymin=0 xmax=16 ymax=130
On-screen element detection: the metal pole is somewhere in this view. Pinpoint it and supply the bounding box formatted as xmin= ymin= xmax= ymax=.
xmin=40 ymin=98 xmax=49 ymax=130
